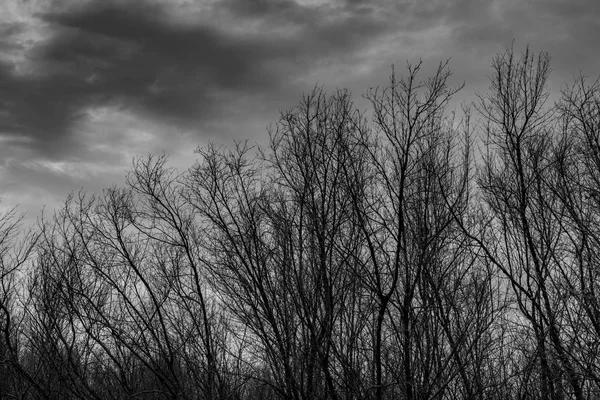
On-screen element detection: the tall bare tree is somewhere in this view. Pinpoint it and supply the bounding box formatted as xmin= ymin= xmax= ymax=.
xmin=471 ymin=45 xmax=586 ymax=399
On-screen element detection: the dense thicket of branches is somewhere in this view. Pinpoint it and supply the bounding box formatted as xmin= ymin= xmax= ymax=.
xmin=1 ymin=46 xmax=600 ymax=399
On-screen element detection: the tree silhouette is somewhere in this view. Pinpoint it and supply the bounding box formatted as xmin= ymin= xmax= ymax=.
xmin=1 ymin=45 xmax=600 ymax=399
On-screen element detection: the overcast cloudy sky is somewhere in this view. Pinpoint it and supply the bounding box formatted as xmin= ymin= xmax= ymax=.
xmin=1 ymin=0 xmax=599 ymax=221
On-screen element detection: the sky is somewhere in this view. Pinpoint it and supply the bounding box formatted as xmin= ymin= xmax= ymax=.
xmin=0 ymin=0 xmax=599 ymax=222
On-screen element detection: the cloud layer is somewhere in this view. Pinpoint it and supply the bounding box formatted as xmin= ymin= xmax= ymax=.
xmin=0 ymin=0 xmax=599 ymax=219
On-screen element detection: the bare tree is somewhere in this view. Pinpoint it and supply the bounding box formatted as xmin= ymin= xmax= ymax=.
xmin=21 ymin=159 xmax=232 ymax=400
xmin=0 ymin=207 xmax=39 ymax=399
xmin=184 ymin=88 xmax=370 ymax=400
xmin=7 ymin=44 xmax=600 ymax=400
xmin=547 ymin=75 xmax=600 ymax=395
xmin=471 ymin=44 xmax=587 ymax=399
xmin=341 ymin=60 xmax=501 ymax=400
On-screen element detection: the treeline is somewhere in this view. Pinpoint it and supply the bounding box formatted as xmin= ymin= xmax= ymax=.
xmin=1 ymin=46 xmax=600 ymax=399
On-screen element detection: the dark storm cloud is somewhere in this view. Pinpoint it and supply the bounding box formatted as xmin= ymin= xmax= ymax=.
xmin=40 ymin=4 xmax=281 ymax=119
xmin=1 ymin=0 xmax=599 ymax=225
xmin=0 ymin=0 xmax=398 ymax=160
xmin=0 ymin=59 xmax=85 ymax=157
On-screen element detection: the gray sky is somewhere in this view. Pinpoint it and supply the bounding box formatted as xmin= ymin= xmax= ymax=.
xmin=1 ymin=0 xmax=599 ymax=220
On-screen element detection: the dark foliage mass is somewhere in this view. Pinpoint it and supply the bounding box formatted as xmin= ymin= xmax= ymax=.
xmin=1 ymin=45 xmax=600 ymax=399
